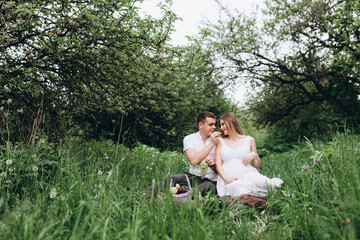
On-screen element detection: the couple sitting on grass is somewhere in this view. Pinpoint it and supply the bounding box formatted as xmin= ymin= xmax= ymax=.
xmin=147 ymin=111 xmax=283 ymax=207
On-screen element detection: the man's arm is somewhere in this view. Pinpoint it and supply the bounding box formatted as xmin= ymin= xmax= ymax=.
xmin=184 ymin=132 xmax=220 ymax=166
xmin=209 ymin=161 xmax=218 ymax=173
xmin=184 ymin=143 xmax=215 ymax=166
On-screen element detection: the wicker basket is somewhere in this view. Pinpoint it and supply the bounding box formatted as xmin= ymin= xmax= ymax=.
xmin=169 ymin=174 xmax=193 ymax=202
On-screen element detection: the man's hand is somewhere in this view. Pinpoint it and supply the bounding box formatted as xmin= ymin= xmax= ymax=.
xmin=204 ymin=156 xmax=218 ymax=173
xmin=210 ymin=132 xmax=221 ymax=145
xmin=204 ymin=156 xmax=215 ymax=167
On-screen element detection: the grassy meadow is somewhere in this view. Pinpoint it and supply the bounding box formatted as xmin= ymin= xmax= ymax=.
xmin=0 ymin=131 xmax=359 ymax=239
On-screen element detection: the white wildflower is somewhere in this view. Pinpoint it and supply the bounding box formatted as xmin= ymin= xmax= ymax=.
xmin=6 ymin=180 xmax=11 ymax=184
xmin=8 ymin=167 xmax=14 ymax=173
xmin=6 ymin=159 xmax=13 ymax=165
xmin=98 ymin=183 xmax=103 ymax=189
xmin=281 ymin=190 xmax=290 ymax=197
xmin=50 ymin=188 xmax=57 ymax=199
xmin=0 ymin=172 xmax=7 ymax=177
xmin=32 ymin=166 xmax=38 ymax=172
xmin=104 ymin=154 xmax=109 ymax=160
xmin=301 ymin=164 xmax=310 ymax=173
xmin=98 ymin=170 xmax=103 ymax=176
xmin=146 ymin=166 xmax=149 ymax=170
xmin=7 ymin=99 xmax=12 ymax=104
xmin=17 ymin=108 xmax=23 ymax=113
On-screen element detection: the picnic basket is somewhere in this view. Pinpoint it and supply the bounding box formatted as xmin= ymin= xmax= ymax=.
xmin=169 ymin=174 xmax=193 ymax=202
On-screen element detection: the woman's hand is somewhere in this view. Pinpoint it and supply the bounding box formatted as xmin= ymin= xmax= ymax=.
xmin=224 ymin=177 xmax=238 ymax=184
xmin=210 ymin=132 xmax=221 ymax=145
xmin=242 ymin=152 xmax=257 ymax=166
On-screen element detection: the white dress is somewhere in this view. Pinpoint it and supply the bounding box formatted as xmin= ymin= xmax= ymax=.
xmin=216 ymin=137 xmax=283 ymax=197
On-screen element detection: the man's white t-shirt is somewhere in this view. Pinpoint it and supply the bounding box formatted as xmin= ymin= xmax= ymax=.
xmin=183 ymin=131 xmax=217 ymax=180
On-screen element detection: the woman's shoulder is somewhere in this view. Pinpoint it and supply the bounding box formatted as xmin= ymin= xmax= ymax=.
xmin=246 ymin=136 xmax=256 ymax=146
xmin=246 ymin=135 xmax=254 ymax=140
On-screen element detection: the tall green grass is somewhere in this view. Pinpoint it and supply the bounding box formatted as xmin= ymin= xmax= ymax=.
xmin=0 ymin=132 xmax=359 ymax=239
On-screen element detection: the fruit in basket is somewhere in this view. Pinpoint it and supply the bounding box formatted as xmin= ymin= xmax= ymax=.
xmin=170 ymin=187 xmax=178 ymax=194
xmin=175 ymin=183 xmax=180 ymax=190
xmin=177 ymin=185 xmax=188 ymax=194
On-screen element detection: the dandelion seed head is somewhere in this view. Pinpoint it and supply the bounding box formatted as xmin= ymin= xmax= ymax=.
xmin=98 ymin=170 xmax=103 ymax=176
xmin=6 ymin=159 xmax=13 ymax=165
xmin=32 ymin=166 xmax=38 ymax=172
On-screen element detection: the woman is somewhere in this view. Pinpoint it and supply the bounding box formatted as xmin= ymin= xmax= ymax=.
xmin=215 ymin=112 xmax=283 ymax=198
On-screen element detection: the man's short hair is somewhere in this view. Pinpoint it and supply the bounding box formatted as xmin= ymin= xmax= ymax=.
xmin=197 ymin=111 xmax=216 ymax=125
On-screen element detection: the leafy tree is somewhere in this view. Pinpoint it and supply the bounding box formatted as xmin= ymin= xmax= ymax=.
xmin=1 ymin=0 xmax=235 ymax=149
xmin=204 ymin=0 xmax=360 ymax=140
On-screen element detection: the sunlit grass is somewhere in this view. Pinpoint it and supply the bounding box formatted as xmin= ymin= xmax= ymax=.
xmin=0 ymin=132 xmax=359 ymax=239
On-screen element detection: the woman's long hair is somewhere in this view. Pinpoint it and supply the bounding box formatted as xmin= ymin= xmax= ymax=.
xmin=219 ymin=112 xmax=244 ymax=138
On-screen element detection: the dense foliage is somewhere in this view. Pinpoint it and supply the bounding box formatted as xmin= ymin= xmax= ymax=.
xmin=0 ymin=132 xmax=359 ymax=239
xmin=0 ymin=0 xmax=235 ymax=150
xmin=205 ymin=0 xmax=360 ymax=141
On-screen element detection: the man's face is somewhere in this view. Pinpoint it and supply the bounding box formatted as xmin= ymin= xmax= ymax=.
xmin=199 ymin=117 xmax=216 ymax=137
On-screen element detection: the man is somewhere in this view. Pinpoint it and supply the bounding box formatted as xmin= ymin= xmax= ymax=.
xmin=147 ymin=111 xmax=221 ymax=197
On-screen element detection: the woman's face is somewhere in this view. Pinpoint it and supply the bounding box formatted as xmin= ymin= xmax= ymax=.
xmin=219 ymin=119 xmax=229 ymax=136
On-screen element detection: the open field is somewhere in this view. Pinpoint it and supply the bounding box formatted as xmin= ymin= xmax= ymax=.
xmin=0 ymin=132 xmax=359 ymax=239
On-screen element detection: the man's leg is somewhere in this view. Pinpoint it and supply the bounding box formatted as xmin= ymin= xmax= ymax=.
xmin=147 ymin=174 xmax=188 ymax=198
xmin=186 ymin=174 xmax=217 ymax=196
xmin=198 ymin=180 xmax=217 ymax=196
